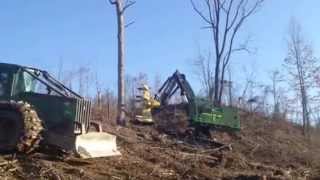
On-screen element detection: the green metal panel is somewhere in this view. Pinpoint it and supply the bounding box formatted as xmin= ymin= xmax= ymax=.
xmin=7 ymin=67 xmax=77 ymax=129
xmin=15 ymin=93 xmax=77 ymax=127
xmin=0 ymin=63 xmax=90 ymax=150
xmin=0 ymin=63 xmax=77 ymax=137
xmin=194 ymin=106 xmax=240 ymax=130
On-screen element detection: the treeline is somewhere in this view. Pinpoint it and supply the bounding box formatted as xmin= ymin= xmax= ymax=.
xmin=193 ymin=20 xmax=320 ymax=138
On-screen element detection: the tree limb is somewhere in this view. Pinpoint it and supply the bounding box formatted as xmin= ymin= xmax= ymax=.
xmin=219 ymin=0 xmax=234 ymax=57
xmin=122 ymin=0 xmax=136 ymax=13
xmin=125 ymin=21 xmax=135 ymax=28
xmin=227 ymin=0 xmax=244 ymax=30
xmin=206 ymin=0 xmax=216 ymax=29
xmin=190 ymin=0 xmax=213 ymax=25
xmin=108 ymin=0 xmax=117 ymax=5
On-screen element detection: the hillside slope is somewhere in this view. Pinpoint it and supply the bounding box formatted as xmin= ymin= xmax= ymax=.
xmin=0 ymin=111 xmax=319 ymax=180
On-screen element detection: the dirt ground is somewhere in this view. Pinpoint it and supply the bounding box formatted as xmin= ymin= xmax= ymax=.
xmin=1 ymin=110 xmax=320 ymax=180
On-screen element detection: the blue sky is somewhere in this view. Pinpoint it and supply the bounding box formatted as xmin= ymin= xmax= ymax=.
xmin=0 ymin=0 xmax=319 ymax=93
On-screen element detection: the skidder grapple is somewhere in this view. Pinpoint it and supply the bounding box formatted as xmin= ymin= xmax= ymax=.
xmin=0 ymin=63 xmax=120 ymax=158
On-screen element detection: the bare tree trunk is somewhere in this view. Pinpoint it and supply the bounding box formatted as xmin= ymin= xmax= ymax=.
xmin=300 ymin=81 xmax=310 ymax=136
xmin=228 ymin=69 xmax=233 ymax=106
xmin=284 ymin=20 xmax=318 ymax=137
xmin=270 ymin=70 xmax=283 ymax=119
xmin=116 ymin=0 xmax=126 ymax=125
xmin=57 ymin=57 xmax=63 ymax=81
xmin=109 ymin=0 xmax=135 ymax=126
xmin=214 ymin=60 xmax=220 ymax=106
xmin=295 ymin=34 xmax=310 ymax=137
xmin=218 ymin=65 xmax=226 ymax=105
xmin=193 ymin=53 xmax=215 ymax=102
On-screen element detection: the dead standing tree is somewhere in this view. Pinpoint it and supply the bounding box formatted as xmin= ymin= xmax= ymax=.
xmin=269 ymin=70 xmax=284 ymax=119
xmin=190 ymin=0 xmax=263 ymax=106
xmin=284 ymin=20 xmax=319 ymax=136
xmin=194 ymin=53 xmax=215 ymax=101
xmin=109 ymin=0 xmax=135 ymax=126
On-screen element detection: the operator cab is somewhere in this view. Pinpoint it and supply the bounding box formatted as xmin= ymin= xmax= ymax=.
xmin=15 ymin=69 xmax=55 ymax=96
xmin=0 ymin=63 xmax=89 ymax=151
xmin=0 ymin=63 xmax=81 ymax=99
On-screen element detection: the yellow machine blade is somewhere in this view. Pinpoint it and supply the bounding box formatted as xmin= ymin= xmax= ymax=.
xmin=135 ymin=115 xmax=154 ymax=124
xmin=75 ymin=132 xmax=121 ymax=159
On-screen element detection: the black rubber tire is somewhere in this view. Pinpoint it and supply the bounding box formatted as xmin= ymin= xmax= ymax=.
xmin=0 ymin=101 xmax=44 ymax=154
xmin=16 ymin=102 xmax=44 ymax=153
xmin=0 ymin=110 xmax=24 ymax=152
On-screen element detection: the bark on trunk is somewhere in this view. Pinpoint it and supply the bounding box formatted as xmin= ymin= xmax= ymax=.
xmin=116 ymin=0 xmax=126 ymax=126
xmin=300 ymin=85 xmax=309 ymax=136
xmin=218 ymin=65 xmax=227 ymax=106
xmin=214 ymin=59 xmax=220 ymax=106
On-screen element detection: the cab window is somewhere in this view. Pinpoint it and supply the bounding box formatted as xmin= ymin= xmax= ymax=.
xmin=0 ymin=71 xmax=12 ymax=97
xmin=22 ymin=71 xmax=49 ymax=94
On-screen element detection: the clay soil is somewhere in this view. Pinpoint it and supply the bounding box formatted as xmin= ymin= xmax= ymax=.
xmin=1 ymin=109 xmax=320 ymax=180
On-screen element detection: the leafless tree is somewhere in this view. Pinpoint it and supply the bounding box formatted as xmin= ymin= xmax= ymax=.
xmin=57 ymin=57 xmax=64 ymax=81
xmin=237 ymin=66 xmax=256 ymax=109
xmin=78 ymin=67 xmax=90 ymax=97
xmin=60 ymin=66 xmax=91 ymax=97
xmin=220 ymin=66 xmax=233 ymax=106
xmin=284 ymin=20 xmax=319 ymax=136
xmin=92 ymin=88 xmax=118 ymax=125
xmin=269 ymin=70 xmax=284 ymax=119
xmin=125 ymin=73 xmax=148 ymax=115
xmin=190 ymin=0 xmax=264 ymax=106
xmin=152 ymin=74 xmax=162 ymax=95
xmin=108 ymin=0 xmax=136 ymax=126
xmin=193 ymin=52 xmax=214 ymax=101
xmin=94 ymin=74 xmax=103 ymax=108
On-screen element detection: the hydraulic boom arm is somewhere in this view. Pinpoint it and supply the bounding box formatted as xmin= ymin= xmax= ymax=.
xmin=154 ymin=70 xmax=240 ymax=130
xmin=155 ymin=70 xmax=197 ymax=118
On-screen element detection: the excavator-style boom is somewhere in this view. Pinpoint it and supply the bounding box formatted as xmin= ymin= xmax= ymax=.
xmin=155 ymin=70 xmax=198 ymax=120
xmin=154 ymin=70 xmax=240 ymax=130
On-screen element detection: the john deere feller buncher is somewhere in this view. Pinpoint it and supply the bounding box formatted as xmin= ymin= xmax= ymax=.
xmin=0 ymin=63 xmax=120 ymax=158
xmin=135 ymin=70 xmax=240 ymax=132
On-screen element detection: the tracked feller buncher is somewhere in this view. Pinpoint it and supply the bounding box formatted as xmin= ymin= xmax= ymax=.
xmin=0 ymin=63 xmax=120 ymax=158
xmin=137 ymin=70 xmax=240 ymax=135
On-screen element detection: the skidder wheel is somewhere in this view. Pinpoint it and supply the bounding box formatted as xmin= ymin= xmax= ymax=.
xmin=0 ymin=111 xmax=23 ymax=152
xmin=0 ymin=101 xmax=44 ymax=153
xmin=16 ymin=102 xmax=44 ymax=153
